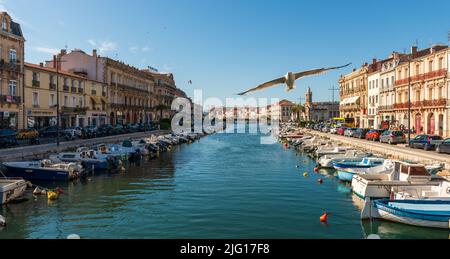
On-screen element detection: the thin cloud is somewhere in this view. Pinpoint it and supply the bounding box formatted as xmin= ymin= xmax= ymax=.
xmin=32 ymin=47 xmax=59 ymax=55
xmin=88 ymin=39 xmax=118 ymax=54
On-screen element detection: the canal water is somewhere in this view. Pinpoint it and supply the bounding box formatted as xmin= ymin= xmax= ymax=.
xmin=1 ymin=125 xmax=449 ymax=239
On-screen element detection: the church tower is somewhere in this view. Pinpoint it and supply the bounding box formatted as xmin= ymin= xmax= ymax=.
xmin=305 ymin=87 xmax=312 ymax=105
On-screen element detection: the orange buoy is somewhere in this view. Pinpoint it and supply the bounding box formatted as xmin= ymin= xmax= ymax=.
xmin=318 ymin=178 xmax=323 ymax=184
xmin=320 ymin=212 xmax=328 ymax=223
xmin=314 ymin=167 xmax=319 ymax=173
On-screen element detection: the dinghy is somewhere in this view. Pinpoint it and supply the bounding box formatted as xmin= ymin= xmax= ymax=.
xmin=334 ymin=157 xmax=385 ymax=182
xmin=0 ymin=178 xmax=28 ymax=205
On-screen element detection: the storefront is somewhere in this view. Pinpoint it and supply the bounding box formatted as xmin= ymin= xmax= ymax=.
xmin=87 ymin=111 xmax=108 ymax=127
xmin=26 ymin=109 xmax=57 ymax=129
xmin=0 ymin=111 xmax=18 ymax=129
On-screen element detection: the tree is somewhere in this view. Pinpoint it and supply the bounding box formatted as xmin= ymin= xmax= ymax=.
xmin=292 ymin=104 xmax=305 ymax=122
xmin=154 ymin=104 xmax=170 ymax=121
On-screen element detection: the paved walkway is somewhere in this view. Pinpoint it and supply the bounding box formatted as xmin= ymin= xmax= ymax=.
xmin=307 ymin=130 xmax=450 ymax=169
xmin=0 ymin=130 xmax=169 ymax=162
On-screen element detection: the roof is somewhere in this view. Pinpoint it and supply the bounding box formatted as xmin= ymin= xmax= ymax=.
xmin=10 ymin=21 xmax=23 ymax=37
xmin=24 ymin=62 xmax=104 ymax=84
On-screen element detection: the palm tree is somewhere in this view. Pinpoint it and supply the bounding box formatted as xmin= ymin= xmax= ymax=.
xmin=292 ymin=104 xmax=305 ymax=122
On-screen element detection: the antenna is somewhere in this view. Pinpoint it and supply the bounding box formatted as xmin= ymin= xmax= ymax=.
xmin=448 ymin=30 xmax=450 ymax=42
xmin=328 ymin=85 xmax=339 ymax=103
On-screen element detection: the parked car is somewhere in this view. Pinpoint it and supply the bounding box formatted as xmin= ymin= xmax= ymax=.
xmin=38 ymin=126 xmax=64 ymax=138
xmin=113 ymin=125 xmax=126 ymax=135
xmin=16 ymin=128 xmax=39 ymax=140
xmin=329 ymin=127 xmax=338 ymax=134
xmin=379 ymin=130 xmax=406 ymax=145
xmin=97 ymin=125 xmax=115 ymax=136
xmin=0 ymin=129 xmax=18 ymax=148
xmin=321 ymin=126 xmax=330 ymax=133
xmin=337 ymin=127 xmax=347 ymax=136
xmin=352 ymin=128 xmax=370 ymax=139
xmin=409 ymin=134 xmax=444 ymax=151
xmin=436 ymin=138 xmax=450 ymax=154
xmin=66 ymin=127 xmax=83 ymax=138
xmin=365 ymin=129 xmax=386 ymax=141
xmin=344 ymin=128 xmax=357 ymax=137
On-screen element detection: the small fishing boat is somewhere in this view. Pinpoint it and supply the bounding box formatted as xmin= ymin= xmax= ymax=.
xmin=374 ymin=199 xmax=450 ymax=229
xmin=49 ymin=149 xmax=121 ymax=171
xmin=318 ymin=150 xmax=373 ymax=168
xmin=2 ymin=160 xmax=84 ymax=181
xmin=334 ymin=157 xmax=385 ymax=182
xmin=316 ymin=146 xmax=353 ymax=158
xmin=0 ymin=178 xmax=28 ymax=205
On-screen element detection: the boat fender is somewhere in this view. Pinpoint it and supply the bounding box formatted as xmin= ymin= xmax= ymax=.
xmin=318 ymin=178 xmax=323 ymax=184
xmin=0 ymin=215 xmax=5 ymax=227
xmin=320 ymin=212 xmax=328 ymax=223
xmin=389 ymin=191 xmax=395 ymax=201
xmin=33 ymin=187 xmax=42 ymax=195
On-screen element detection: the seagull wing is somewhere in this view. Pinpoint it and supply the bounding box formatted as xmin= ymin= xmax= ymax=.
xmin=294 ymin=63 xmax=352 ymax=80
xmin=237 ymin=76 xmax=286 ymax=96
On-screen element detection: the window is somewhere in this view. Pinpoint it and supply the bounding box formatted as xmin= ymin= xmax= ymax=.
xmin=9 ymin=49 xmax=17 ymax=63
xmin=9 ymin=80 xmax=16 ymax=96
xmin=32 ymin=72 xmax=39 ymax=81
xmin=32 ymin=92 xmax=39 ymax=106
xmin=64 ymin=78 xmax=69 ymax=86
xmin=415 ymin=64 xmax=420 ymax=75
xmin=428 ymin=88 xmax=433 ymax=100
xmin=428 ymin=60 xmax=433 ymax=72
xmin=73 ymin=97 xmax=76 ymax=107
xmin=79 ymin=97 xmax=83 ymax=107
xmin=49 ymin=94 xmax=55 ymax=106
xmin=2 ymin=17 xmax=7 ymax=31
xmin=438 ymin=58 xmax=444 ymax=70
xmin=64 ymin=96 xmax=68 ymax=106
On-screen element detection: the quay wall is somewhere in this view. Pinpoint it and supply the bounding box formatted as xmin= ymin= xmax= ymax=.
xmin=307 ymin=130 xmax=450 ymax=170
xmin=0 ymin=130 xmax=169 ymax=163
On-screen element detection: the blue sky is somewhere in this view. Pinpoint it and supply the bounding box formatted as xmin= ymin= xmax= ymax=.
xmin=2 ymin=0 xmax=450 ymax=104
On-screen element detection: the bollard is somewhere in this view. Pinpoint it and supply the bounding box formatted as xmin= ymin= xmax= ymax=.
xmin=67 ymin=234 xmax=81 ymax=239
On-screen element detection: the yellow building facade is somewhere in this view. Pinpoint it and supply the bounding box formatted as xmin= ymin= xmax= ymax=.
xmin=0 ymin=12 xmax=25 ymax=130
xmin=24 ymin=62 xmax=108 ymax=129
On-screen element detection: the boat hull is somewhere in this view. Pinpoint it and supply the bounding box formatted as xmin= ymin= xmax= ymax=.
xmin=0 ymin=179 xmax=28 ymax=205
xmin=337 ymin=170 xmax=355 ymax=182
xmin=3 ymin=165 xmax=72 ymax=181
xmin=375 ymin=200 xmax=450 ymax=229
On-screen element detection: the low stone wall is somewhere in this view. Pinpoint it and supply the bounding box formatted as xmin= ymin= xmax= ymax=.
xmin=0 ymin=130 xmax=169 ymax=162
xmin=307 ymin=130 xmax=450 ymax=170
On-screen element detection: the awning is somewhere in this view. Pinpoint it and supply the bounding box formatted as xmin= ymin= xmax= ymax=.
xmin=340 ymin=96 xmax=360 ymax=105
xmin=90 ymin=96 xmax=102 ymax=104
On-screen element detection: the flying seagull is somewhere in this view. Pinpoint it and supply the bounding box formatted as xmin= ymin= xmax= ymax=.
xmin=237 ymin=63 xmax=351 ymax=96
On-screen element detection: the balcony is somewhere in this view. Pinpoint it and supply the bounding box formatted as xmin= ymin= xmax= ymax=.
xmin=394 ymin=99 xmax=448 ymax=110
xmin=0 ymin=59 xmax=21 ymax=73
xmin=78 ymin=88 xmax=84 ymax=94
xmin=61 ymin=106 xmax=88 ymax=115
xmin=63 ymin=85 xmax=69 ymax=92
xmin=396 ymin=69 xmax=448 ymax=86
xmin=340 ymin=104 xmax=361 ymax=111
xmin=32 ymin=80 xmax=40 ymax=87
xmin=0 ymin=95 xmax=21 ymax=104
xmin=71 ymin=87 xmax=77 ymax=93
xmin=32 ymin=104 xmax=40 ymax=108
xmin=102 ymin=92 xmax=107 ymax=97
xmin=49 ymin=83 xmax=57 ymax=90
xmin=379 ymin=105 xmax=394 ymax=111
xmin=91 ymin=90 xmax=97 ymax=95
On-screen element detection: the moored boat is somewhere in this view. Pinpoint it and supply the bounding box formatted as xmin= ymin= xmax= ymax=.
xmin=374 ymin=199 xmax=450 ymax=229
xmin=2 ymin=160 xmax=84 ymax=181
xmin=0 ymin=178 xmax=28 ymax=205
xmin=334 ymin=157 xmax=385 ymax=182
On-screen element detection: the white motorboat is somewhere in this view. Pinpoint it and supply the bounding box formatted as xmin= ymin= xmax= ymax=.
xmin=318 ymin=150 xmax=372 ymax=168
xmin=0 ymin=178 xmax=28 ymax=205
xmin=315 ymin=146 xmax=354 ymax=158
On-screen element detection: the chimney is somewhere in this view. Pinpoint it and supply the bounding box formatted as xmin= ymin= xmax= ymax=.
xmin=93 ymin=49 xmax=97 ymax=58
xmin=411 ymin=46 xmax=418 ymax=57
xmin=53 ymin=55 xmax=57 ymax=69
xmin=372 ymin=58 xmax=377 ymax=65
xmin=60 ymin=49 xmax=67 ymax=56
xmin=39 ymin=62 xmax=43 ymax=68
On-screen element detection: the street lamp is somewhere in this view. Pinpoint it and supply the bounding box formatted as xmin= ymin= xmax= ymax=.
xmin=55 ymin=55 xmax=67 ymax=147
